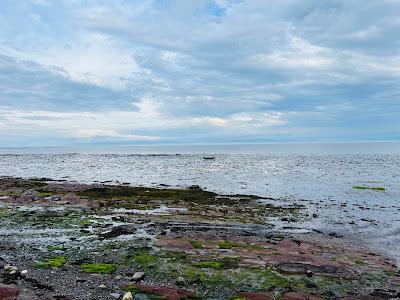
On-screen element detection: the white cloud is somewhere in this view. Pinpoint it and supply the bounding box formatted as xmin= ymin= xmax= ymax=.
xmin=1 ymin=33 xmax=141 ymax=90
xmin=0 ymin=94 xmax=289 ymax=141
xmin=75 ymin=129 xmax=160 ymax=141
xmin=251 ymin=35 xmax=333 ymax=70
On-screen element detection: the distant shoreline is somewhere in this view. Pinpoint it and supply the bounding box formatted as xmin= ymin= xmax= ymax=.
xmin=1 ymin=141 xmax=400 ymax=155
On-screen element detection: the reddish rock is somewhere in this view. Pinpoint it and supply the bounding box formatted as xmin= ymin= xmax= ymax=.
xmin=282 ymin=292 xmax=324 ymax=300
xmin=0 ymin=284 xmax=19 ymax=300
xmin=240 ymin=258 xmax=267 ymax=268
xmin=157 ymin=238 xmax=194 ymax=251
xmin=261 ymin=253 xmax=332 ymax=267
xmin=278 ymin=240 xmax=302 ymax=252
xmin=134 ymin=284 xmax=193 ymax=300
xmin=237 ymin=292 xmax=273 ymax=300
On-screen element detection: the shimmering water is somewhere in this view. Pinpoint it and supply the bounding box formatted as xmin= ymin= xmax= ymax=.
xmin=0 ymin=142 xmax=399 ymax=264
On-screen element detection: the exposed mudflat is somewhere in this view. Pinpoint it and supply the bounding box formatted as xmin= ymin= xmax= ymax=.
xmin=1 ymin=153 xmax=400 ymax=266
xmin=0 ymin=177 xmax=399 ymax=300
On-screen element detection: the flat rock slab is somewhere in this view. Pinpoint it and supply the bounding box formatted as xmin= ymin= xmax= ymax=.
xmin=129 ymin=284 xmax=193 ymax=300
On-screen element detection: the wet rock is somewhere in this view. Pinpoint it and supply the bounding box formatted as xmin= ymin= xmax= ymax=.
xmin=276 ymin=262 xmax=355 ymax=279
xmin=98 ymin=225 xmax=136 ymax=239
xmin=328 ymin=232 xmax=343 ymax=238
xmin=0 ymin=284 xmax=19 ymax=300
xmin=370 ymin=289 xmax=400 ymax=299
xmin=188 ymin=185 xmax=201 ymax=190
xmin=237 ymin=292 xmax=273 ymax=300
xmin=282 ymin=292 xmax=323 ymax=300
xmin=131 ymin=271 xmax=145 ymax=282
xmin=122 ymin=292 xmax=133 ymax=300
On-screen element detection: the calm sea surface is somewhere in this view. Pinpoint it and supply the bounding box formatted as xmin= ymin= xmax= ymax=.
xmin=1 ymin=142 xmax=400 ymax=264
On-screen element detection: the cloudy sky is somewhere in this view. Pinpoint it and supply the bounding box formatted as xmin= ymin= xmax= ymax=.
xmin=0 ymin=0 xmax=399 ymax=146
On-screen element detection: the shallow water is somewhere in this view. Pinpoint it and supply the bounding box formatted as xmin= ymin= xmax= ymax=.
xmin=0 ymin=143 xmax=399 ymax=264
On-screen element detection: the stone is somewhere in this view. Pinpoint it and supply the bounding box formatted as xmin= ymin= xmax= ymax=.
xmin=20 ymin=270 xmax=28 ymax=275
xmin=4 ymin=266 xmax=18 ymax=275
xmin=0 ymin=284 xmax=19 ymax=300
xmin=98 ymin=284 xmax=107 ymax=289
xmin=131 ymin=271 xmax=145 ymax=281
xmin=110 ymin=292 xmax=121 ymax=299
xmin=3 ymin=266 xmax=12 ymax=271
xmin=122 ymin=292 xmax=133 ymax=300
xmin=124 ymin=284 xmax=193 ymax=300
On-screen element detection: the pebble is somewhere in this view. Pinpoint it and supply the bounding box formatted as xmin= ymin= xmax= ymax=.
xmin=21 ymin=270 xmax=28 ymax=275
xmin=131 ymin=271 xmax=145 ymax=281
xmin=4 ymin=265 xmax=18 ymax=274
xmin=99 ymin=284 xmax=107 ymax=289
xmin=110 ymin=292 xmax=121 ymax=299
xmin=122 ymin=291 xmax=133 ymax=300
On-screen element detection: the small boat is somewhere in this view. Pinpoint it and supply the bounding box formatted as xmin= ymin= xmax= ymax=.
xmin=203 ymin=156 xmax=215 ymax=160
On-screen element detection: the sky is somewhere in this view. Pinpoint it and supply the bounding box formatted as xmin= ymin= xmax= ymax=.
xmin=0 ymin=0 xmax=399 ymax=147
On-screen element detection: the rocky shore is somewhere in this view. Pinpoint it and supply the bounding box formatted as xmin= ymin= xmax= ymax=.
xmin=0 ymin=177 xmax=398 ymax=299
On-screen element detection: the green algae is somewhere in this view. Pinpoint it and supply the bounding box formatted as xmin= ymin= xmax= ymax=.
xmin=0 ymin=206 xmax=12 ymax=218
xmin=261 ymin=268 xmax=290 ymax=289
xmin=33 ymin=256 xmax=66 ymax=267
xmin=192 ymin=261 xmax=224 ymax=269
xmin=123 ymin=248 xmax=158 ymax=267
xmin=190 ymin=240 xmax=203 ymax=249
xmin=47 ymin=245 xmax=67 ymax=251
xmin=192 ymin=257 xmax=240 ymax=269
xmin=218 ymin=241 xmax=241 ymax=249
xmin=77 ymin=186 xmax=222 ymax=205
xmin=349 ymin=257 xmax=368 ymax=265
xmin=37 ymin=191 xmax=54 ymax=198
xmin=353 ymin=185 xmax=385 ymax=191
xmin=78 ymin=219 xmax=92 ymax=228
xmin=135 ymin=253 xmax=157 ymax=267
xmin=81 ymin=263 xmax=116 ymax=274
